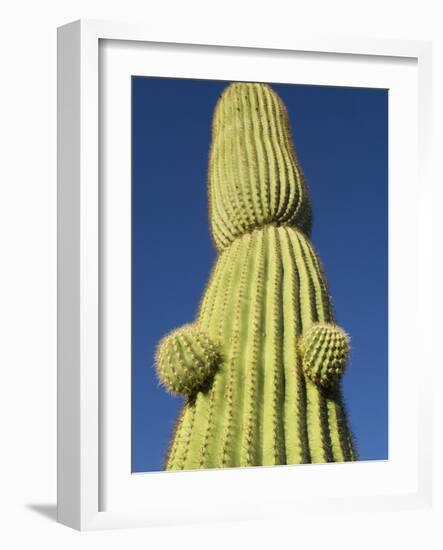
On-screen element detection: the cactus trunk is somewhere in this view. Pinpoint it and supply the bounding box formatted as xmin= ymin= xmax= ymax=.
xmin=164 ymin=225 xmax=355 ymax=469
xmin=156 ymin=82 xmax=357 ymax=470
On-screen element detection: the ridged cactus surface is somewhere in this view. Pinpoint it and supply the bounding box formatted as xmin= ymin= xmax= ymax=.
xmin=209 ymin=82 xmax=312 ymax=251
xmin=156 ymin=82 xmax=357 ymax=469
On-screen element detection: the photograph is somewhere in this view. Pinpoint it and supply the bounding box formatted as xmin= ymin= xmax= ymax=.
xmin=131 ymin=77 xmax=388 ymax=473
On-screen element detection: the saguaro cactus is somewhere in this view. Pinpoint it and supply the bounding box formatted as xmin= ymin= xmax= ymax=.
xmin=155 ymin=82 xmax=357 ymax=469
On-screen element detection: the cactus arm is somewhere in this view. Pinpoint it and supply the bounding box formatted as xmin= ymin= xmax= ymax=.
xmin=299 ymin=322 xmax=350 ymax=387
xmin=155 ymin=324 xmax=221 ymax=397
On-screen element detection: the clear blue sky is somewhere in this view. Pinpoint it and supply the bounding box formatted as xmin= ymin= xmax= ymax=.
xmin=132 ymin=77 xmax=388 ymax=472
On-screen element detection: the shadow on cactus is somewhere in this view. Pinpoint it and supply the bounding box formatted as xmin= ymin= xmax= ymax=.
xmin=155 ymin=82 xmax=357 ymax=470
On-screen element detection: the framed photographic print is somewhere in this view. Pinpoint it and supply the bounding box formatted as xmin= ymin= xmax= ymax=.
xmin=57 ymin=20 xmax=434 ymax=531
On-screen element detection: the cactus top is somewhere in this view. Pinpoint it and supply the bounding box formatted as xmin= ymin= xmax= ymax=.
xmin=208 ymin=82 xmax=312 ymax=251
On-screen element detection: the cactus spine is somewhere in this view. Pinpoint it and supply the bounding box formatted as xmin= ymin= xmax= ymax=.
xmin=156 ymin=82 xmax=357 ymax=469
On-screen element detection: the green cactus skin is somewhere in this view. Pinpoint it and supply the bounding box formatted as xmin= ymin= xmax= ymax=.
xmin=156 ymin=82 xmax=357 ymax=470
xmin=155 ymin=324 xmax=220 ymax=396
xmin=300 ymin=323 xmax=350 ymax=387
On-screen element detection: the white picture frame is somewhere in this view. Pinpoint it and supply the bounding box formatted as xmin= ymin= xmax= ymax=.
xmin=57 ymin=19 xmax=434 ymax=531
